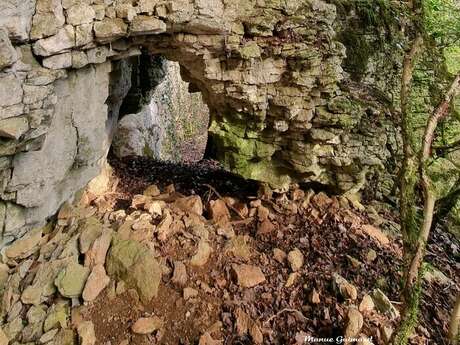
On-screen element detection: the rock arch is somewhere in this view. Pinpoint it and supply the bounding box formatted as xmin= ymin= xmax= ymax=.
xmin=0 ymin=0 xmax=395 ymax=242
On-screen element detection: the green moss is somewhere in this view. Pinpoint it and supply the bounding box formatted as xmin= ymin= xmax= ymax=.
xmin=393 ymin=279 xmax=422 ymax=345
xmin=337 ymin=31 xmax=372 ymax=81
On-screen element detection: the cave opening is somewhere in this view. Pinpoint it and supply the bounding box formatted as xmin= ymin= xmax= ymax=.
xmin=108 ymin=50 xmax=211 ymax=164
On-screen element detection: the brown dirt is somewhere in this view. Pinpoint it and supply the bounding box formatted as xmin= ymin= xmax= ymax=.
xmin=79 ymin=156 xmax=459 ymax=345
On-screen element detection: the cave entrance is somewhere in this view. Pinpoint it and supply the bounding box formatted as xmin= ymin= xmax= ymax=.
xmin=110 ymin=51 xmax=210 ymax=163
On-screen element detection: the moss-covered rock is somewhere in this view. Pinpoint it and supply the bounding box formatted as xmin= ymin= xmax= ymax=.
xmin=106 ymin=238 xmax=162 ymax=303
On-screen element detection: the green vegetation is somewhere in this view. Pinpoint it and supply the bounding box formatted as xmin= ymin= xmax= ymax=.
xmin=394 ymin=0 xmax=460 ymax=343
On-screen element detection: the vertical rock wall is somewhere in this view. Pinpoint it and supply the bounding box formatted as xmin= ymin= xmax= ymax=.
xmin=0 ymin=0 xmax=411 ymax=243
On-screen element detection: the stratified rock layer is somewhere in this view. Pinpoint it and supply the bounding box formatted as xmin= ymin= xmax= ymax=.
xmin=0 ymin=0 xmax=410 ymax=242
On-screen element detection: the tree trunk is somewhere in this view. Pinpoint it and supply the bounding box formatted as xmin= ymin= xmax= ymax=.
xmin=450 ymin=294 xmax=460 ymax=345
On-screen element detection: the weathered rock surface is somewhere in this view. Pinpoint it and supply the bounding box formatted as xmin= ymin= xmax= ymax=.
xmin=232 ymin=264 xmax=266 ymax=288
xmin=132 ymin=316 xmax=163 ymax=334
xmin=0 ymin=0 xmax=427 ymax=244
xmin=106 ymin=239 xmax=162 ymax=303
xmin=54 ymin=262 xmax=90 ymax=298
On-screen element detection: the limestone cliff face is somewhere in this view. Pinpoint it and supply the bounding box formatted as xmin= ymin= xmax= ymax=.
xmin=0 ymin=0 xmax=406 ymax=243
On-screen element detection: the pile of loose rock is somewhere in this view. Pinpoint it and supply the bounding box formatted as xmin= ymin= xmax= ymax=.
xmin=0 ymin=177 xmax=452 ymax=345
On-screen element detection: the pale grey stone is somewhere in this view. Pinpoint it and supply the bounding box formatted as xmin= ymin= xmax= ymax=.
xmin=4 ymin=202 xmax=26 ymax=237
xmin=75 ymin=24 xmax=94 ymax=46
xmin=66 ymin=3 xmax=96 ymax=25
xmin=0 ymin=74 xmax=23 ymax=107
xmin=0 ymin=28 xmax=18 ymax=69
xmin=43 ymin=53 xmax=72 ymax=70
xmin=130 ymin=16 xmax=166 ymax=35
xmin=31 ymin=0 xmax=66 ymax=40
xmin=0 ymin=117 xmax=29 ymax=139
xmin=86 ymin=46 xmax=109 ymax=64
xmin=71 ymin=51 xmax=89 ymax=69
xmin=94 ymin=18 xmax=128 ymax=42
xmin=0 ymin=104 xmax=24 ymax=121
xmin=33 ymin=26 xmax=75 ymax=57
xmin=0 ymin=0 xmax=35 ymax=42
xmin=23 ymin=85 xmax=53 ymax=105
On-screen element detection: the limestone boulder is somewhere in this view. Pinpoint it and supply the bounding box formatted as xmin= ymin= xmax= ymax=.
xmin=112 ymin=100 xmax=161 ymax=159
xmin=106 ymin=239 xmax=162 ymax=303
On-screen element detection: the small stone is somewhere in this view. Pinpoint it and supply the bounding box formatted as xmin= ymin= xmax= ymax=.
xmin=199 ymin=332 xmax=223 ymax=345
xmin=225 ymin=235 xmax=251 ymax=260
xmin=5 ymin=227 xmax=42 ymax=259
xmin=0 ymin=28 xmax=18 ymax=69
xmin=287 ymin=248 xmax=304 ymax=272
xmin=371 ymin=289 xmax=400 ymax=319
xmin=171 ymin=261 xmax=188 ymax=287
xmin=66 ymin=3 xmax=95 ymax=25
xmin=209 ymin=199 xmax=231 ymax=224
xmin=130 ymin=16 xmax=166 ymax=35
xmin=75 ymin=23 xmax=93 ymax=46
xmin=250 ymin=324 xmax=263 ymax=344
xmin=157 ymin=210 xmax=173 ymax=242
xmin=234 ymin=308 xmax=250 ymax=336
xmin=82 ymin=264 xmax=110 ymax=302
xmin=43 ymin=53 xmax=72 ymax=69
xmin=285 ymin=272 xmax=299 ymax=287
xmin=381 ymin=325 xmax=394 ymax=343
xmin=132 ymin=316 xmax=163 ymax=334
xmin=106 ymin=239 xmax=162 ymax=303
xmin=54 ymin=328 xmax=76 ymax=345
xmin=359 ymin=294 xmax=375 ymax=313
xmin=44 ymin=303 xmax=68 ymax=332
xmin=3 ymin=317 xmax=23 ymax=341
xmin=190 ymin=240 xmax=212 ymax=267
xmin=183 ymin=287 xmax=198 ymax=300
xmin=77 ymin=321 xmax=96 ymax=345
xmin=94 ymin=18 xmax=127 ymax=42
xmin=361 ymin=225 xmax=390 ymax=246
xmin=40 ymin=328 xmax=59 ymax=343
xmin=0 ymin=327 xmax=8 ymax=345
xmin=3 ymin=112 xmax=27 ymax=139
xmin=333 ymin=273 xmax=358 ymax=300
xmin=79 ymin=217 xmax=103 ymax=254
xmin=232 ymin=264 xmax=266 ymax=288
xmin=366 ymin=249 xmax=377 ymax=262
xmin=273 ymin=248 xmax=287 ymax=263
xmin=257 ymin=219 xmax=275 ymax=235
xmin=84 ymin=229 xmax=112 ymax=267
xmin=143 ymin=184 xmax=160 ymax=197
xmin=26 ymin=305 xmax=46 ymax=324
xmin=33 ymin=25 xmax=75 ymax=56
xmin=174 ymin=196 xmax=203 ymax=215
xmin=344 ymin=308 xmax=364 ymax=342
xmin=309 ymin=288 xmax=321 ymax=304
xmin=55 ymin=263 xmax=90 ymax=298
xmin=257 ymin=205 xmax=270 ymax=221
